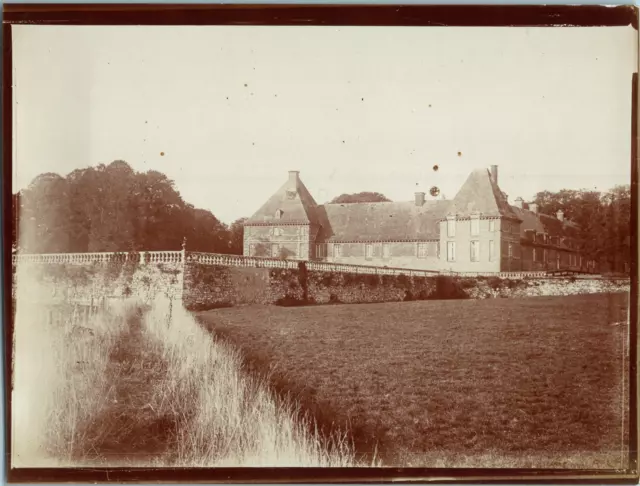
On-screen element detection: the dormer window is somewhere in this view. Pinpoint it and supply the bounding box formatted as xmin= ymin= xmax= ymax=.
xmin=275 ymin=209 xmax=283 ymax=219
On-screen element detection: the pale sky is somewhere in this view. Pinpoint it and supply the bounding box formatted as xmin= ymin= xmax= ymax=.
xmin=12 ymin=25 xmax=637 ymax=224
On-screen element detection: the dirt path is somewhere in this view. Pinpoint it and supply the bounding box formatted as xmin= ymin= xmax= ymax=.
xmin=75 ymin=310 xmax=179 ymax=465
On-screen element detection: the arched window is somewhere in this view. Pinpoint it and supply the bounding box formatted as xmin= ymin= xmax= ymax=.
xmin=275 ymin=209 xmax=283 ymax=219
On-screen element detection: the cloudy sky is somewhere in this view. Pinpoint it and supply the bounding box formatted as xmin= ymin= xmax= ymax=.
xmin=12 ymin=25 xmax=637 ymax=224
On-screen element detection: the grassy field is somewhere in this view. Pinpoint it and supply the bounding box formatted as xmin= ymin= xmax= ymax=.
xmin=198 ymin=293 xmax=630 ymax=468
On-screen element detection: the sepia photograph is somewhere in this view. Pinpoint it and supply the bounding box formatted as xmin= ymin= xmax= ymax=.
xmin=5 ymin=6 xmax=638 ymax=481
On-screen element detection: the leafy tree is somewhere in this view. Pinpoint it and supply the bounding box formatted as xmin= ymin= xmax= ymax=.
xmin=19 ymin=173 xmax=73 ymax=253
xmin=228 ymin=217 xmax=247 ymax=255
xmin=329 ymin=192 xmax=391 ymax=204
xmin=532 ymin=185 xmax=630 ymax=273
xmin=16 ymin=161 xmax=232 ymax=255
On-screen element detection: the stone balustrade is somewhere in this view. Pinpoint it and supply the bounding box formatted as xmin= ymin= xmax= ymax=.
xmin=186 ymin=252 xmax=300 ymax=269
xmin=12 ymin=251 xmax=622 ymax=281
xmin=13 ymin=251 xmax=184 ymax=266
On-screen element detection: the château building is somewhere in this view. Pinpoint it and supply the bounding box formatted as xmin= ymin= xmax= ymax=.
xmin=243 ymin=166 xmax=592 ymax=273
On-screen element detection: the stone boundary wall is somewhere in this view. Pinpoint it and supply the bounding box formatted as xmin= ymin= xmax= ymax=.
xmin=12 ymin=252 xmax=630 ymax=312
xmin=181 ymin=265 xmax=630 ymax=311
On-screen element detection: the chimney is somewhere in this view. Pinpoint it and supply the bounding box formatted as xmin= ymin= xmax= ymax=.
xmin=556 ymin=209 xmax=564 ymax=222
xmin=414 ymin=192 xmax=426 ymax=206
xmin=529 ymin=202 xmax=538 ymax=214
xmin=514 ymin=196 xmax=524 ymax=209
xmin=490 ymin=165 xmax=498 ymax=185
xmin=288 ymin=170 xmax=300 ymax=184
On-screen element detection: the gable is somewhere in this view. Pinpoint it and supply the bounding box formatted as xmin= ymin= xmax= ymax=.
xmin=449 ymin=169 xmax=520 ymax=220
xmin=246 ymin=172 xmax=319 ymax=226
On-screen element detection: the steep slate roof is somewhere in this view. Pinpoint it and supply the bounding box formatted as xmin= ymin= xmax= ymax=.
xmin=315 ymin=200 xmax=450 ymax=242
xmin=448 ymin=169 xmax=520 ymax=220
xmin=246 ymin=172 xmax=320 ymax=225
xmin=510 ymin=206 xmax=580 ymax=239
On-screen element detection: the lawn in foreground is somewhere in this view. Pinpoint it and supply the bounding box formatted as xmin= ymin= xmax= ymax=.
xmin=198 ymin=293 xmax=630 ymax=468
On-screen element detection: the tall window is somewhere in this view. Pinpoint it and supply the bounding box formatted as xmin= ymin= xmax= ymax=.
xmin=543 ymin=249 xmax=548 ymax=263
xmin=470 ymin=241 xmax=480 ymax=262
xmin=556 ymin=254 xmax=560 ymax=269
xmin=532 ymin=248 xmax=537 ymax=262
xmin=275 ymin=209 xmax=283 ymax=219
xmin=470 ymin=217 xmax=480 ymax=236
xmin=333 ymin=243 xmax=342 ymax=258
xmin=271 ymin=244 xmax=280 ymax=257
xmin=489 ymin=240 xmax=495 ymax=261
xmin=272 ymin=227 xmax=283 ymax=237
xmin=365 ymin=243 xmax=373 ymax=260
xmin=489 ymin=220 xmax=496 ymax=232
xmin=447 ymin=241 xmax=456 ymax=262
xmin=417 ymin=242 xmax=428 ymax=259
xmin=504 ymin=222 xmax=511 ymax=234
xmin=447 ymin=218 xmax=456 ymax=237
xmin=249 ymin=244 xmax=256 ymax=257
xmin=300 ymin=244 xmax=308 ymax=259
xmin=382 ymin=243 xmax=391 ymax=259
xmin=316 ymin=244 xmax=326 ymax=258
xmin=508 ymin=242 xmax=513 ymax=259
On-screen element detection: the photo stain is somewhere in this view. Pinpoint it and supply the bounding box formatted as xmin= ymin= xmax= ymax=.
xmin=430 ymin=186 xmax=440 ymax=197
xmin=244 ymin=83 xmax=248 ymax=88
xmin=433 ymin=165 xmax=439 ymax=172
xmin=458 ymin=151 xmax=462 ymax=157
xmin=160 ymin=152 xmax=165 ymax=156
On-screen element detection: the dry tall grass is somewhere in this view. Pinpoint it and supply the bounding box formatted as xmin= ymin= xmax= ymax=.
xmin=11 ymin=262 xmax=361 ymax=467
xmin=144 ymin=296 xmax=361 ymax=467
xmin=11 ymin=266 xmax=139 ymax=467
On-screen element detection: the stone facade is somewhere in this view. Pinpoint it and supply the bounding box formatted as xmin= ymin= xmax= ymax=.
xmin=244 ymin=166 xmax=592 ymax=273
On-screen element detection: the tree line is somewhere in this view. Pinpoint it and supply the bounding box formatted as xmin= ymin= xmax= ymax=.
xmin=13 ymin=161 xmax=246 ymax=255
xmin=531 ymin=186 xmax=631 ymax=273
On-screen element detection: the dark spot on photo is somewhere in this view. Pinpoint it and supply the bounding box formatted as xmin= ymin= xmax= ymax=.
xmin=430 ymin=186 xmax=440 ymax=197
xmin=433 ymin=165 xmax=439 ymax=172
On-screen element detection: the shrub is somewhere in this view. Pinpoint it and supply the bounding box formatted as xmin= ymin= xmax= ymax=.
xmin=320 ymin=272 xmax=336 ymax=287
xmin=459 ymin=278 xmax=478 ymax=289
xmin=381 ymin=274 xmax=395 ymax=286
xmin=364 ymin=274 xmax=379 ymax=287
xmin=414 ymin=288 xmax=431 ymax=300
xmin=486 ymin=277 xmax=503 ymax=290
xmin=275 ymin=296 xmax=307 ymax=307
xmin=429 ymin=276 xmax=469 ymax=300
xmin=396 ymin=274 xmax=411 ymax=289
